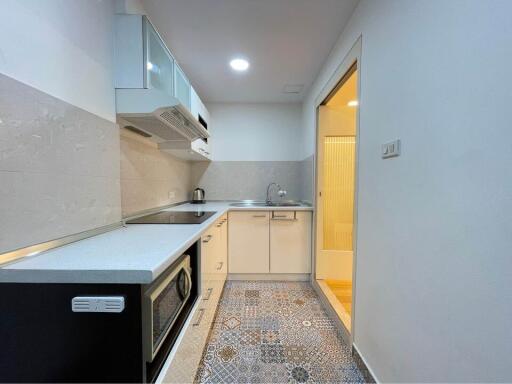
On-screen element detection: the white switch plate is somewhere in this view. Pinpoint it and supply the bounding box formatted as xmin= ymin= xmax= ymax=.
xmin=168 ymin=190 xmax=176 ymax=200
xmin=382 ymin=139 xmax=401 ymax=159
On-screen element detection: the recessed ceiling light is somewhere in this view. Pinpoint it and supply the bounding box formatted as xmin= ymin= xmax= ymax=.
xmin=230 ymin=58 xmax=249 ymax=71
xmin=347 ymin=100 xmax=359 ymax=107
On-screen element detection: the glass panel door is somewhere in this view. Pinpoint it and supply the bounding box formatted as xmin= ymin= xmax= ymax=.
xmin=144 ymin=17 xmax=174 ymax=96
xmin=174 ymin=64 xmax=191 ymax=110
xmin=322 ymin=136 xmax=356 ymax=251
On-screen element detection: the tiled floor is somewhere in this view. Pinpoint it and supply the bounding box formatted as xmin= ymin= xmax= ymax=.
xmin=196 ymin=281 xmax=364 ymax=383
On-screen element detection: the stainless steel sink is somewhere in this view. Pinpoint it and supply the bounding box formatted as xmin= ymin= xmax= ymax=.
xmin=271 ymin=201 xmax=302 ymax=207
xmin=230 ymin=200 xmax=302 ymax=207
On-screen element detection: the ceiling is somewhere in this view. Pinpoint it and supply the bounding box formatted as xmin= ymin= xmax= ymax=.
xmin=142 ymin=0 xmax=360 ymax=103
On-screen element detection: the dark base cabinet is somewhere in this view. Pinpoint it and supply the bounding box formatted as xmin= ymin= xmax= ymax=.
xmin=0 ymin=283 xmax=143 ymax=383
xmin=0 ymin=244 xmax=199 ymax=383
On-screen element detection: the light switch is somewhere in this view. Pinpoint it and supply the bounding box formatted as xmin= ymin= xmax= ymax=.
xmin=382 ymin=139 xmax=401 ymax=159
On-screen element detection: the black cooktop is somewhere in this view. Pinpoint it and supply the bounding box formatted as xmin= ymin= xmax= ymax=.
xmin=126 ymin=211 xmax=216 ymax=224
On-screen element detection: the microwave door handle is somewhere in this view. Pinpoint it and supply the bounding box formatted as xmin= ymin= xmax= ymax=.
xmin=178 ymin=267 xmax=192 ymax=300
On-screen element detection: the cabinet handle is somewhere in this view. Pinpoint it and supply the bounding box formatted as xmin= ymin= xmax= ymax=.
xmin=252 ymin=215 xmax=266 ymax=218
xmin=203 ymin=287 xmax=213 ymax=300
xmin=271 ymin=211 xmax=297 ymax=221
xmin=193 ymin=308 xmax=205 ymax=326
xmin=216 ymin=262 xmax=224 ymax=271
xmin=202 ymin=235 xmax=213 ymax=243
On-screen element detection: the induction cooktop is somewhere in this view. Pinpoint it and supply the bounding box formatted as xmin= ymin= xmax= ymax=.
xmin=126 ymin=211 xmax=216 ymax=224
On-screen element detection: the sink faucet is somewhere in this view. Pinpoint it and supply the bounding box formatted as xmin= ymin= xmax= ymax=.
xmin=266 ymin=182 xmax=287 ymax=205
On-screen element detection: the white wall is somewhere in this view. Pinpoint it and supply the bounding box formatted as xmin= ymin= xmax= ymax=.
xmin=0 ymin=0 xmax=116 ymax=121
xmin=0 ymin=0 xmax=122 ymax=254
xmin=207 ymin=103 xmax=302 ymax=161
xmin=303 ymin=0 xmax=512 ymax=381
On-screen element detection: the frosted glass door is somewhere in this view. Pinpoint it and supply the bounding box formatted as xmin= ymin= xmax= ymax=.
xmin=322 ymin=136 xmax=356 ymax=251
xmin=144 ymin=18 xmax=174 ymax=96
xmin=174 ymin=64 xmax=191 ymax=110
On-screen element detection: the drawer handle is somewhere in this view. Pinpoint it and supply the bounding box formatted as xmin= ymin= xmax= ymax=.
xmin=203 ymin=287 xmax=213 ymax=300
xmin=202 ymin=235 xmax=213 ymax=243
xmin=193 ymin=308 xmax=205 ymax=326
xmin=271 ymin=211 xmax=297 ymax=221
xmin=252 ymin=215 xmax=266 ymax=218
xmin=216 ymin=262 xmax=224 ymax=271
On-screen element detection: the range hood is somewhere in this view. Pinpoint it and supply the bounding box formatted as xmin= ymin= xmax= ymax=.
xmin=115 ymin=88 xmax=209 ymax=142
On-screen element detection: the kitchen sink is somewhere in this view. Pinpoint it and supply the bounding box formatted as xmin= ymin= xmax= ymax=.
xmin=230 ymin=201 xmax=303 ymax=207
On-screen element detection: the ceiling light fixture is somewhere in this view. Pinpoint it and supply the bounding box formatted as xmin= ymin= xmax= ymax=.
xmin=347 ymin=100 xmax=359 ymax=107
xmin=230 ymin=58 xmax=249 ymax=72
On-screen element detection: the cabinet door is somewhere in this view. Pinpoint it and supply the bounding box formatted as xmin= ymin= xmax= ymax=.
xmin=217 ymin=215 xmax=228 ymax=279
xmin=228 ymin=211 xmax=270 ymax=273
xmin=201 ymin=230 xmax=215 ymax=288
xmin=144 ymin=17 xmax=174 ymax=95
xmin=174 ymin=64 xmax=191 ymax=110
xmin=270 ymin=211 xmax=312 ymax=273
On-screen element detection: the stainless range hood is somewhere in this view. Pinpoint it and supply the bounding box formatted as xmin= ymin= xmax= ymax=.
xmin=116 ymin=88 xmax=209 ymax=142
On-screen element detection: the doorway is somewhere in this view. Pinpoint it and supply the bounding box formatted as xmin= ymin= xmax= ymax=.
xmin=315 ymin=61 xmax=359 ymax=334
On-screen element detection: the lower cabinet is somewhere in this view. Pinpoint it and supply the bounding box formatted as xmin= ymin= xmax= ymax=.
xmin=228 ymin=211 xmax=270 ymax=273
xmin=228 ymin=210 xmax=312 ymax=274
xmin=270 ymin=211 xmax=311 ymax=273
xmin=161 ymin=214 xmax=227 ymax=383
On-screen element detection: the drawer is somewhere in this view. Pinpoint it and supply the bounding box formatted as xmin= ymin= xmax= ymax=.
xmin=162 ymin=304 xmax=214 ymax=383
xmin=201 ymin=279 xmax=223 ymax=310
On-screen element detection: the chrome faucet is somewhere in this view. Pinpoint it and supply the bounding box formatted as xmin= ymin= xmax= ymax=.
xmin=266 ymin=182 xmax=287 ymax=205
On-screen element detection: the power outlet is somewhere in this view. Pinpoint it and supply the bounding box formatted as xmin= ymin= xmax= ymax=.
xmin=382 ymin=139 xmax=401 ymax=159
xmin=168 ymin=190 xmax=176 ymax=200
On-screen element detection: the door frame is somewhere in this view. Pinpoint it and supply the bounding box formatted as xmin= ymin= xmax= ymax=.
xmin=311 ymin=36 xmax=362 ymax=343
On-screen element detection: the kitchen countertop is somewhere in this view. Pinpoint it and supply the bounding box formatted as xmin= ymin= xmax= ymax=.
xmin=0 ymin=202 xmax=313 ymax=284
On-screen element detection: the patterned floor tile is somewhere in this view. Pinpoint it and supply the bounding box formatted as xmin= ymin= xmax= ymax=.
xmin=196 ymin=281 xmax=364 ymax=383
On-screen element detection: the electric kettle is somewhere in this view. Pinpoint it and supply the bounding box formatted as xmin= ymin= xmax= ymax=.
xmin=192 ymin=188 xmax=205 ymax=204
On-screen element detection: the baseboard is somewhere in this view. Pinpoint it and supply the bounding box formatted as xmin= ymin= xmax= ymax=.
xmin=352 ymin=343 xmax=378 ymax=384
xmin=227 ymin=273 xmax=310 ymax=281
xmin=311 ymin=279 xmax=351 ymax=344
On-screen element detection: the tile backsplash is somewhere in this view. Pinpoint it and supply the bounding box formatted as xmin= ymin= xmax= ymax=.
xmin=191 ymin=161 xmax=303 ymax=201
xmin=120 ymin=130 xmax=194 ymax=217
xmin=0 ymin=74 xmax=121 ymax=253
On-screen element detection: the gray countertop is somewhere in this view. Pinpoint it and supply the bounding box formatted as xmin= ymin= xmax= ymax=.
xmin=0 ymin=202 xmax=313 ymax=284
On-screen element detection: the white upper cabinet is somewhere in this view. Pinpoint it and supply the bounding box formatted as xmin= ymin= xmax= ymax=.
xmin=114 ymin=14 xmax=212 ymax=153
xmin=114 ymin=14 xmax=199 ymax=116
xmin=191 ymin=87 xmax=210 ymax=128
xmin=145 ymin=18 xmax=174 ymax=96
xmin=174 ymin=64 xmax=191 ymax=110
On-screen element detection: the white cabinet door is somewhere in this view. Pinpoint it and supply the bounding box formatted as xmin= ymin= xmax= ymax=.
xmin=270 ymin=211 xmax=312 ymax=273
xmin=201 ymin=229 xmax=216 ymax=287
xmin=174 ymin=63 xmax=191 ymax=110
xmin=144 ymin=17 xmax=174 ymax=96
xmin=213 ymin=214 xmax=228 ymax=280
xmin=228 ymin=211 xmax=270 ymax=273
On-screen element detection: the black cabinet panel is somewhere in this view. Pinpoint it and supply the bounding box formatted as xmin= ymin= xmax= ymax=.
xmin=0 ymin=283 xmax=143 ymax=383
